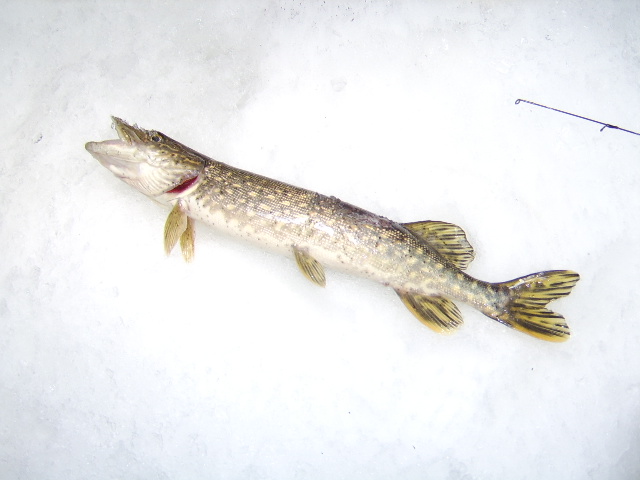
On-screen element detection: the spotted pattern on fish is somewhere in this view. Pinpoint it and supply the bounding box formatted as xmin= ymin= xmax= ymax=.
xmin=86 ymin=117 xmax=580 ymax=342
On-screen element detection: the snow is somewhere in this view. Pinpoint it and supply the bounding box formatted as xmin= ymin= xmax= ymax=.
xmin=1 ymin=1 xmax=639 ymax=478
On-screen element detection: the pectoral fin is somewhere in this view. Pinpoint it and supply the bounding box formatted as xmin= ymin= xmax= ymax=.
xmin=179 ymin=217 xmax=195 ymax=262
xmin=395 ymin=289 xmax=463 ymax=334
xmin=402 ymin=221 xmax=475 ymax=270
xmin=293 ymin=247 xmax=326 ymax=287
xmin=164 ymin=203 xmax=188 ymax=256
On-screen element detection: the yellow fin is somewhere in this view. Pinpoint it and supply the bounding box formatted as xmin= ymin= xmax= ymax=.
xmin=492 ymin=270 xmax=579 ymax=342
xmin=164 ymin=203 xmax=188 ymax=256
xmin=402 ymin=221 xmax=475 ymax=270
xmin=395 ymin=290 xmax=463 ymax=334
xmin=293 ymin=247 xmax=326 ymax=287
xmin=179 ymin=217 xmax=195 ymax=262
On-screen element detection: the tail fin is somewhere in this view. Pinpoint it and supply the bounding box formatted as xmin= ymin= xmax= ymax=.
xmin=493 ymin=270 xmax=580 ymax=342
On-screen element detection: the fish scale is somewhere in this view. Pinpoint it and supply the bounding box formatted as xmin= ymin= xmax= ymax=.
xmin=86 ymin=117 xmax=579 ymax=342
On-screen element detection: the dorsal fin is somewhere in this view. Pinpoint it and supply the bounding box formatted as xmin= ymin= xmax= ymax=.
xmin=395 ymin=289 xmax=463 ymax=334
xmin=402 ymin=220 xmax=475 ymax=270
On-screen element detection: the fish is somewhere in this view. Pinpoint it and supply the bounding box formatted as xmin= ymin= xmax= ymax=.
xmin=86 ymin=117 xmax=579 ymax=342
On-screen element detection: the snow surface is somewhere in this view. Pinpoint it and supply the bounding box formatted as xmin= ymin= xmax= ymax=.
xmin=1 ymin=1 xmax=639 ymax=479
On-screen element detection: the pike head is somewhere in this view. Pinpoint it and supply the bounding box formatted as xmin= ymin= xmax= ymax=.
xmin=85 ymin=117 xmax=205 ymax=202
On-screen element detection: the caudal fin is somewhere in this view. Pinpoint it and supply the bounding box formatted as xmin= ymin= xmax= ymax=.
xmin=493 ymin=270 xmax=579 ymax=342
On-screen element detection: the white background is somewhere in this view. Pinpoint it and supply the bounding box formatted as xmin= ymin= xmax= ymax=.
xmin=2 ymin=1 xmax=639 ymax=479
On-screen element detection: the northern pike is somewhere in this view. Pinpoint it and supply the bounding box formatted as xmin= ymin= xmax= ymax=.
xmin=86 ymin=117 xmax=579 ymax=341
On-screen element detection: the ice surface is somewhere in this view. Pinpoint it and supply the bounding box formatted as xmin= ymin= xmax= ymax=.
xmin=1 ymin=1 xmax=639 ymax=479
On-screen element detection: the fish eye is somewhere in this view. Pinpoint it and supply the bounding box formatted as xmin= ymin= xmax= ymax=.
xmin=150 ymin=132 xmax=162 ymax=143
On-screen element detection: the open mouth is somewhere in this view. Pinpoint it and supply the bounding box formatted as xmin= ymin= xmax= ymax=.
xmin=112 ymin=116 xmax=142 ymax=145
xmin=85 ymin=119 xmax=145 ymax=179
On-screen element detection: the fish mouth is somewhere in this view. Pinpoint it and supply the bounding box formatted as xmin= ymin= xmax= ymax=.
xmin=85 ymin=117 xmax=147 ymax=179
xmin=111 ymin=116 xmax=145 ymax=145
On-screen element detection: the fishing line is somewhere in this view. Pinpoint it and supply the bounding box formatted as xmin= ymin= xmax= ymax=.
xmin=515 ymin=99 xmax=640 ymax=136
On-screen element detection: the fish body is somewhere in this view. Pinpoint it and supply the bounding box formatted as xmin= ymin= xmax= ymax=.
xmin=86 ymin=117 xmax=579 ymax=341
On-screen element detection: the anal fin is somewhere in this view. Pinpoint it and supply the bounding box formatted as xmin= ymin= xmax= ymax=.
xmin=395 ymin=289 xmax=463 ymax=334
xmin=293 ymin=247 xmax=326 ymax=287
